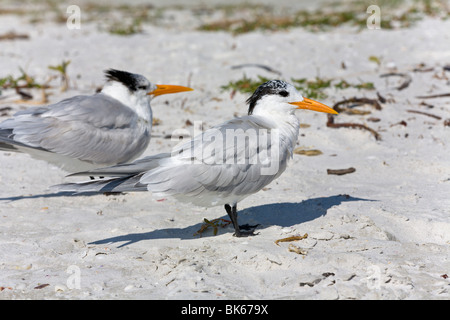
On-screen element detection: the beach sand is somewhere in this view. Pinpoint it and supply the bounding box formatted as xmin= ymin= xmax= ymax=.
xmin=0 ymin=0 xmax=449 ymax=299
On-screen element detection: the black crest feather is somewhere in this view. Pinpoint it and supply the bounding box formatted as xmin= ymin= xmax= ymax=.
xmin=246 ymin=80 xmax=288 ymax=115
xmin=105 ymin=69 xmax=140 ymax=92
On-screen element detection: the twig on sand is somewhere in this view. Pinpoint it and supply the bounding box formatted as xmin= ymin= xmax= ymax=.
xmin=390 ymin=120 xmax=407 ymax=127
xmin=407 ymin=109 xmax=442 ymax=120
xmin=376 ymin=91 xmax=387 ymax=103
xmin=327 ymin=115 xmax=382 ymax=141
xmin=326 ymin=97 xmax=382 ymax=140
xmin=415 ymin=93 xmax=450 ymax=99
xmin=275 ymin=233 xmax=308 ymax=246
xmin=380 ymin=72 xmax=412 ymax=91
xmin=412 ymin=63 xmax=434 ymax=72
xmin=0 ymin=31 xmax=29 ymax=40
xmin=333 ymin=97 xmax=382 ymax=113
xmin=327 ymin=167 xmax=356 ymax=175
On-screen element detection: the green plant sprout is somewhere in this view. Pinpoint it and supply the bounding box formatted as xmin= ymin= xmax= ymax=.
xmin=48 ymin=60 xmax=71 ymax=92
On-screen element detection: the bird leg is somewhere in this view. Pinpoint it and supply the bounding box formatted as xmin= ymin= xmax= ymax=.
xmin=224 ymin=204 xmax=259 ymax=237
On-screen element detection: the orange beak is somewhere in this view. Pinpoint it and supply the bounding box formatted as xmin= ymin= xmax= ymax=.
xmin=289 ymin=98 xmax=338 ymax=114
xmin=148 ymin=84 xmax=193 ymax=97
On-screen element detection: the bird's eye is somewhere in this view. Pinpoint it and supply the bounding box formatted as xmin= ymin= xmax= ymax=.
xmin=138 ymin=85 xmax=147 ymax=90
xmin=279 ymin=90 xmax=289 ymax=97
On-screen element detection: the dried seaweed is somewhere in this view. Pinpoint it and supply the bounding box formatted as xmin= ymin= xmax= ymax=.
xmin=326 ymin=98 xmax=382 ymax=140
xmin=194 ymin=218 xmax=232 ymax=237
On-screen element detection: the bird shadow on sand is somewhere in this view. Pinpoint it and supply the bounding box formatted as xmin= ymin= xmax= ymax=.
xmin=89 ymin=194 xmax=375 ymax=248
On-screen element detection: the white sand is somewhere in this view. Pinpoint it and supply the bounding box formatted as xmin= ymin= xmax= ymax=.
xmin=0 ymin=1 xmax=449 ymax=300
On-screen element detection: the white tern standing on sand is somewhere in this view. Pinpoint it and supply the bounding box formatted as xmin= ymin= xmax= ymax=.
xmin=55 ymin=80 xmax=338 ymax=237
xmin=0 ymin=69 xmax=193 ymax=172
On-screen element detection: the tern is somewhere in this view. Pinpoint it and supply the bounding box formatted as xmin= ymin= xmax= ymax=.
xmin=55 ymin=80 xmax=337 ymax=237
xmin=0 ymin=69 xmax=193 ymax=172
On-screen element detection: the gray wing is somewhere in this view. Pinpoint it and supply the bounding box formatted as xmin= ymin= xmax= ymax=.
xmin=56 ymin=116 xmax=294 ymax=207
xmin=0 ymin=93 xmax=150 ymax=167
xmin=141 ymin=116 xmax=292 ymax=205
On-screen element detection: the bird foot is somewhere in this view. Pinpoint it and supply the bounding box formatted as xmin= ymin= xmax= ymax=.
xmin=233 ymin=224 xmax=260 ymax=237
xmin=103 ymin=192 xmax=125 ymax=196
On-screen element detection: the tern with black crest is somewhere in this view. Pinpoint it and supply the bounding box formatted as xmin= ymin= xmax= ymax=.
xmin=0 ymin=69 xmax=193 ymax=172
xmin=55 ymin=80 xmax=337 ymax=237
